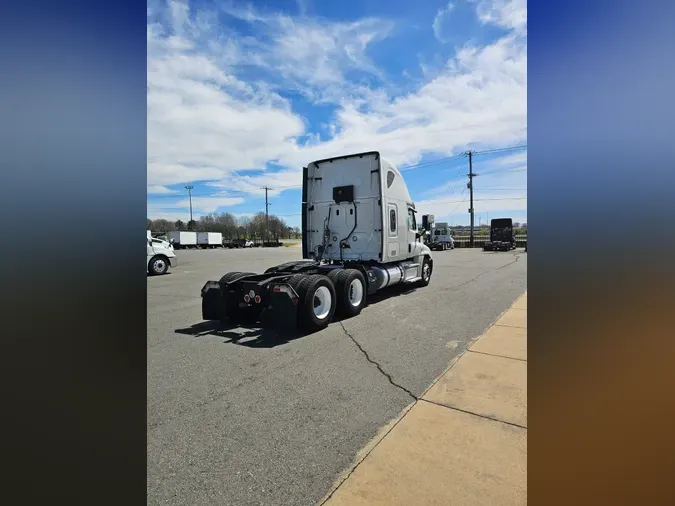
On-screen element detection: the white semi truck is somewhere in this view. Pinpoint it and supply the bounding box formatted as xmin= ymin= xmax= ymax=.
xmin=200 ymin=151 xmax=434 ymax=333
xmin=430 ymin=221 xmax=455 ymax=251
xmin=419 ymin=215 xmax=454 ymax=251
xmin=147 ymin=235 xmax=177 ymax=275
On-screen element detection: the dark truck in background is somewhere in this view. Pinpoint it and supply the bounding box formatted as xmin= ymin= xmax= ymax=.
xmin=483 ymin=218 xmax=517 ymax=252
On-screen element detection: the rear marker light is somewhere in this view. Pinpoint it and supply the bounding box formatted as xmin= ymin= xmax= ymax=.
xmin=273 ymin=286 xmax=281 ymax=292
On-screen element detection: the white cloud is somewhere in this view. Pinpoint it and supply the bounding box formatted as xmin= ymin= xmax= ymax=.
xmin=489 ymin=150 xmax=527 ymax=167
xmin=207 ymin=169 xmax=302 ymax=197
xmin=217 ymin=3 xmax=394 ymax=98
xmin=147 ymin=0 xmax=527 ymax=205
xmin=147 ymin=3 xmax=307 ymax=187
xmin=180 ymin=196 xmax=245 ymax=213
xmin=416 ymin=192 xmax=527 ymax=223
xmin=474 ymin=0 xmax=527 ymax=33
xmin=147 ymin=193 xmax=245 ymax=218
xmin=147 ymin=185 xmax=178 ymax=194
xmin=433 ymin=2 xmax=456 ymax=43
xmin=147 ymin=208 xmax=194 ymax=222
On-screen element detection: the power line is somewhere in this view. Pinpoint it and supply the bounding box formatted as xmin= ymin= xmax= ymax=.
xmin=472 ymin=145 xmax=527 ymax=156
xmin=444 ymin=188 xmax=468 ymax=216
xmin=475 ymin=188 xmax=527 ymax=191
xmin=477 ymin=165 xmax=528 ymax=176
xmin=400 ymin=144 xmax=527 ymax=172
xmin=399 ymin=153 xmax=466 ymax=172
xmin=424 ymin=197 xmax=527 ymax=205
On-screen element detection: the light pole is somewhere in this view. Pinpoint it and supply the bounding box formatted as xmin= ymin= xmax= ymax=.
xmin=185 ymin=185 xmax=194 ymax=223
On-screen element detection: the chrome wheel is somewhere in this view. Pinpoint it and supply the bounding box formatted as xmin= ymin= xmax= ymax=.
xmin=153 ymin=258 xmax=166 ymax=274
xmin=348 ymin=278 xmax=364 ymax=307
xmin=313 ymin=286 xmax=332 ymax=320
xmin=423 ymin=262 xmax=431 ymax=281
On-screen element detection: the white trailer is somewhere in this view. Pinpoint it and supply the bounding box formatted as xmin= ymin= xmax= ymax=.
xmin=197 ymin=232 xmax=223 ymax=249
xmin=201 ymin=151 xmax=434 ymax=333
xmin=168 ymin=231 xmax=198 ymax=249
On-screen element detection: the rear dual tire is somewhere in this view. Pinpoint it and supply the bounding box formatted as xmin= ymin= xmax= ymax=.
xmin=327 ymin=269 xmax=367 ymax=319
xmin=288 ymin=274 xmax=337 ymax=333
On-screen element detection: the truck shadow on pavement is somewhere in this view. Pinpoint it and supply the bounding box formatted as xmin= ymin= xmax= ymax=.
xmin=174 ymin=284 xmax=418 ymax=348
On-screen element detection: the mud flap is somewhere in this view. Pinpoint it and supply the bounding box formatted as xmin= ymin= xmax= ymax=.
xmin=201 ymin=281 xmax=225 ymax=320
xmin=260 ymin=285 xmax=299 ymax=336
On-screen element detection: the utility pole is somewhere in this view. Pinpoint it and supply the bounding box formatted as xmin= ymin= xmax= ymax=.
xmin=185 ymin=185 xmax=194 ymax=223
xmin=464 ymin=151 xmax=476 ymax=247
xmin=263 ymin=186 xmax=271 ymax=245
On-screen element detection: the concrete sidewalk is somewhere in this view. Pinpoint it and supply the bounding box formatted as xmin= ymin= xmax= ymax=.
xmin=322 ymin=293 xmax=527 ymax=506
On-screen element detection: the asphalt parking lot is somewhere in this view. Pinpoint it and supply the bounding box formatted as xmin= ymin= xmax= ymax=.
xmin=147 ymin=246 xmax=527 ymax=506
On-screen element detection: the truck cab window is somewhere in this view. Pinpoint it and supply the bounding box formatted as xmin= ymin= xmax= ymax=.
xmin=390 ymin=209 xmax=396 ymax=233
xmin=387 ymin=171 xmax=395 ymax=188
xmin=408 ymin=208 xmax=416 ymax=230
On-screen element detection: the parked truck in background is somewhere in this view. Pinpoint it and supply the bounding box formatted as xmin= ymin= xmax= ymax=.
xmin=168 ymin=231 xmax=198 ymax=249
xmin=483 ymin=218 xmax=517 ymax=251
xmin=147 ymin=236 xmax=177 ymax=275
xmin=420 ymin=215 xmax=454 ymax=251
xmin=431 ymin=221 xmax=454 ymax=251
xmin=197 ymin=232 xmax=223 ymax=249
xmin=200 ymin=151 xmax=434 ymax=333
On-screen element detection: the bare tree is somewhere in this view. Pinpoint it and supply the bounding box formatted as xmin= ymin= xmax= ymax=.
xmin=148 ymin=212 xmax=292 ymax=241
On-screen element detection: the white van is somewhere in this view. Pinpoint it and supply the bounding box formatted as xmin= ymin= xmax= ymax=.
xmin=147 ymin=236 xmax=177 ymax=275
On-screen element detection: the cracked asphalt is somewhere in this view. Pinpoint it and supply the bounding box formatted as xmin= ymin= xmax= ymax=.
xmin=148 ymin=246 xmax=527 ymax=506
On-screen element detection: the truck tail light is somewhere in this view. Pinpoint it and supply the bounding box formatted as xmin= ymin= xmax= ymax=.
xmin=273 ymin=285 xmax=298 ymax=305
xmin=254 ymin=295 xmax=261 ymax=304
xmin=243 ymin=294 xmax=250 ymax=302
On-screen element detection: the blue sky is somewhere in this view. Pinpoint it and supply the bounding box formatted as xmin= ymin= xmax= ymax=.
xmin=147 ymin=0 xmax=527 ymax=226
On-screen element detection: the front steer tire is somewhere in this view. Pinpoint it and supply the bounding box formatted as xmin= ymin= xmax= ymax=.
xmin=418 ymin=256 xmax=432 ymax=287
xmin=148 ymin=255 xmax=169 ymax=275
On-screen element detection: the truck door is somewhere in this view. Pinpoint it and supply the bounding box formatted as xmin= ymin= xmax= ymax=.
xmin=387 ymin=203 xmax=401 ymax=259
xmin=407 ymin=207 xmax=421 ymax=258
